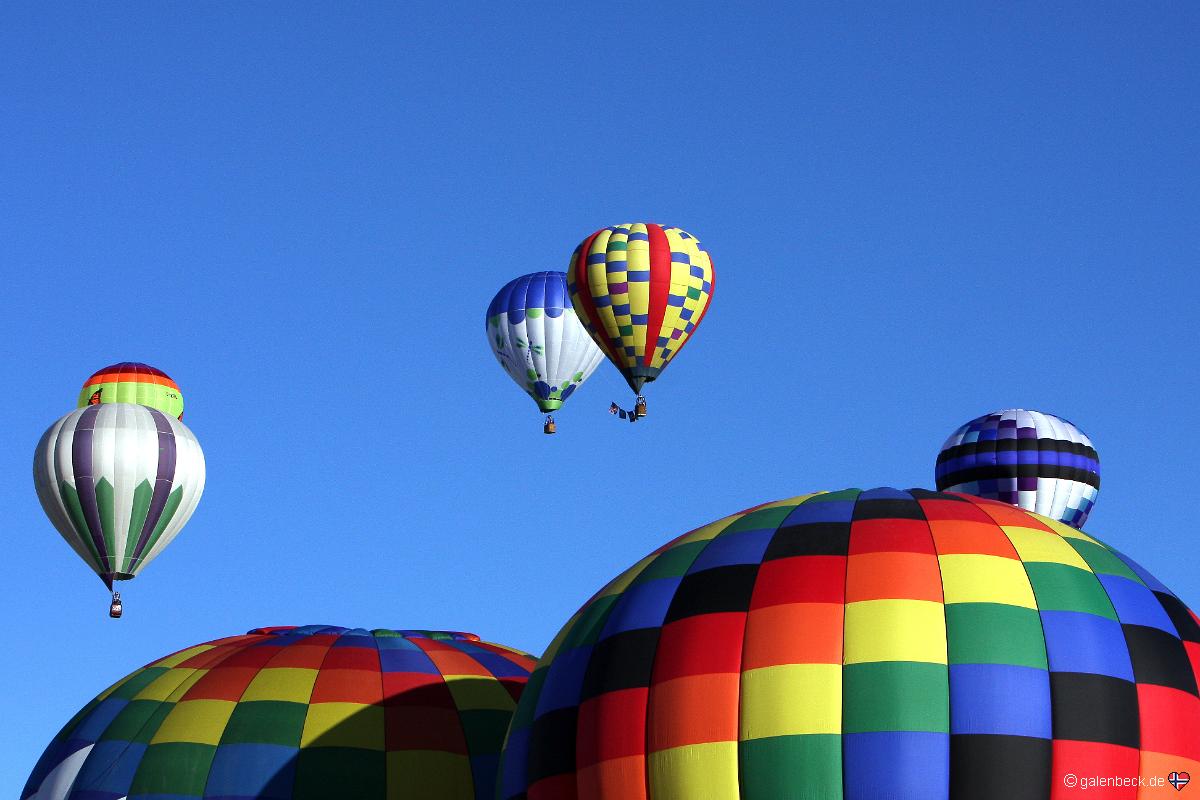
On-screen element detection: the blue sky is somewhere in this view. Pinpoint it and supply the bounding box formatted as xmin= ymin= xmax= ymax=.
xmin=1 ymin=2 xmax=1197 ymax=791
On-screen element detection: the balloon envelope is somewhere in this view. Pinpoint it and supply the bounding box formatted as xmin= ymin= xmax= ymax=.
xmin=936 ymin=409 xmax=1099 ymax=528
xmin=22 ymin=625 xmax=536 ymax=800
xmin=33 ymin=403 xmax=205 ymax=588
xmin=78 ymin=361 xmax=185 ymax=419
xmin=486 ymin=271 xmax=603 ymax=413
xmin=499 ymin=487 xmax=1200 ymax=799
xmin=567 ymin=223 xmax=714 ymax=393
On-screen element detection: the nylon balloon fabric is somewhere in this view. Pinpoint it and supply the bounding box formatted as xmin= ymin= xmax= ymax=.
xmin=78 ymin=362 xmax=185 ymax=419
xmin=936 ymin=409 xmax=1100 ymax=529
xmin=486 ymin=272 xmax=604 ymax=414
xmin=23 ymin=626 xmax=536 ymax=800
xmin=498 ymin=488 xmax=1200 ymax=800
xmin=567 ymin=224 xmax=714 ymax=393
xmin=33 ymin=403 xmax=206 ymax=589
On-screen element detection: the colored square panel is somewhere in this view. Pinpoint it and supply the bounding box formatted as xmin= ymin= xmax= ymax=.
xmin=386 ymin=750 xmax=474 ymax=798
xmin=973 ymin=501 xmax=1054 ymax=530
xmin=444 ymin=674 xmax=517 ymax=711
xmin=70 ymin=696 xmax=127 ymax=741
xmin=633 ymin=541 xmax=707 ymax=583
xmin=220 ymin=700 xmax=307 ymax=746
xmin=301 ymin=702 xmax=383 ymax=749
xmin=743 ymin=603 xmax=844 ymax=668
xmin=1002 ymin=526 xmax=1091 ymax=569
xmin=750 ymin=555 xmax=845 ymax=608
xmin=577 ymin=687 xmax=649 ymax=765
xmin=580 ymin=628 xmax=659 ymax=699
xmin=597 ymin=577 xmax=680 ymax=638
xmin=309 ymin=668 xmax=384 ymax=704
xmin=764 ymin=523 xmax=850 ymax=559
xmin=647 ymin=673 xmax=740 ymax=750
xmin=266 ymin=644 xmax=330 ymax=670
xmin=419 ymin=649 xmax=492 ymax=678
xmin=108 ymin=667 xmax=168 ymax=700
xmin=740 ymin=663 xmax=841 ymax=738
xmin=1039 ymin=611 xmax=1133 ymax=680
xmin=321 ymin=647 xmax=379 ymax=671
xmin=1024 ymin=563 xmax=1115 ymax=618
xmin=154 ymin=644 xmax=214 ymax=669
xmin=1049 ymin=672 xmax=1139 ymax=747
xmin=386 ymin=704 xmax=467 ymax=752
xmin=129 ymin=741 xmax=217 ymax=795
xmin=1158 ymin=593 xmax=1200 ymax=642
xmin=150 ymin=699 xmax=236 ymax=745
xmin=843 ymin=599 xmax=947 ymax=665
xmin=184 ymin=666 xmax=260 ymax=701
xmin=133 ymin=668 xmax=204 ymax=702
xmin=72 ymin=740 xmax=146 ymax=793
xmin=205 ymin=742 xmax=297 ymax=798
xmin=848 ymin=519 xmax=936 ymax=555
xmin=843 ymin=661 xmax=949 ymax=733
xmin=241 ymin=668 xmax=319 ymax=703
xmin=458 ymin=707 xmax=513 ymax=755
xmin=532 ymin=646 xmax=591 ymax=716
xmin=1099 ymin=575 xmax=1176 ymax=632
xmin=852 ymin=497 xmax=926 ymax=520
xmin=928 ymin=519 xmax=1019 ymax=558
xmin=945 ymin=603 xmax=1047 ymax=668
xmin=1138 ymin=684 xmax=1200 ymax=757
xmin=948 ymin=663 xmax=1051 ymax=737
xmin=1067 ymin=539 xmax=1140 ymax=580
xmin=381 ymin=671 xmax=446 ymax=705
xmin=576 ymin=754 xmax=648 ymax=800
xmin=292 ymin=747 xmax=385 ymax=800
xmin=844 ymin=731 xmax=949 ymax=798
xmin=648 ymin=741 xmax=738 ymax=797
xmin=100 ymin=699 xmax=173 ymax=744
xmin=845 ymin=552 xmax=943 ymax=603
xmin=378 ymin=647 xmax=438 ymax=675
xmin=1050 ymin=739 xmax=1139 ymax=796
xmin=526 ymin=706 xmax=577 ymax=785
xmin=1124 ymin=624 xmax=1198 ymax=694
xmin=216 ymin=645 xmax=282 ymax=670
xmin=738 ymin=734 xmax=842 ymax=800
xmin=686 ymin=528 xmax=772 ymax=571
xmin=662 ymin=565 xmax=758 ymax=622
xmin=940 ymin=553 xmax=1035 ymax=608
xmin=654 ymin=613 xmax=746 ymax=680
xmin=949 ymin=734 xmax=1052 ymax=800
xmin=917 ymin=496 xmax=998 ymax=523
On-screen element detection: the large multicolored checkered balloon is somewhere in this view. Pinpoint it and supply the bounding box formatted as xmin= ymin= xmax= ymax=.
xmin=23 ymin=626 xmax=536 ymax=799
xmin=78 ymin=362 xmax=185 ymax=420
xmin=33 ymin=403 xmax=206 ymax=591
xmin=486 ymin=272 xmax=604 ymax=415
xmin=936 ymin=409 xmax=1100 ymax=529
xmin=567 ymin=224 xmax=714 ymax=394
xmin=498 ymin=488 xmax=1200 ymax=800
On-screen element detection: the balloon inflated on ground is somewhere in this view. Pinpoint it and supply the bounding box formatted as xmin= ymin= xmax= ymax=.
xmin=33 ymin=403 xmax=205 ymax=617
xmin=567 ymin=223 xmax=714 ymax=419
xmin=23 ymin=626 xmax=535 ymax=800
xmin=936 ymin=409 xmax=1100 ymax=528
xmin=498 ymin=487 xmax=1200 ymax=799
xmin=78 ymin=361 xmax=185 ymax=420
xmin=486 ymin=271 xmax=604 ymax=434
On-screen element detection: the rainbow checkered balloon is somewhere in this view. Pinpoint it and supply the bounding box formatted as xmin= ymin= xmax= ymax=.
xmin=23 ymin=626 xmax=535 ymax=799
xmin=498 ymin=488 xmax=1200 ymax=800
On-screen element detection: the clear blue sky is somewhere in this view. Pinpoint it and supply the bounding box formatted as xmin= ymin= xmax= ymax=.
xmin=1 ymin=2 xmax=1197 ymax=791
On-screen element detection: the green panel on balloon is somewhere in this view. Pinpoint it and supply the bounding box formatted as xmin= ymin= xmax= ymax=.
xmin=220 ymin=700 xmax=307 ymax=746
xmin=1066 ymin=539 xmax=1141 ymax=581
xmin=1024 ymin=563 xmax=1117 ymax=619
xmin=131 ymin=742 xmax=217 ymax=795
xmin=101 ymin=700 xmax=174 ymax=743
xmin=633 ymin=541 xmax=708 ymax=583
xmin=293 ymin=747 xmax=385 ymax=800
xmin=945 ymin=604 xmax=1048 ymax=668
xmin=739 ymin=734 xmax=843 ymax=800
xmin=721 ymin=505 xmax=796 ymax=535
xmin=559 ymin=595 xmax=619 ymax=649
xmin=842 ymin=662 xmax=949 ymax=733
xmin=109 ymin=668 xmax=170 ymax=700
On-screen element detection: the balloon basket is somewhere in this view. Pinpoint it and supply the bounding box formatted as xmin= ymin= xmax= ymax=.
xmin=109 ymin=593 xmax=123 ymax=619
xmin=635 ymin=398 xmax=647 ymax=418
xmin=543 ymin=417 xmax=556 ymax=435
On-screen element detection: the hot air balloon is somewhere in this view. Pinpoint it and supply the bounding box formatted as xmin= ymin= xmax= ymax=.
xmin=499 ymin=488 xmax=1200 ymax=799
xmin=33 ymin=403 xmax=205 ymax=616
xmin=23 ymin=625 xmax=536 ymax=800
xmin=936 ymin=409 xmax=1099 ymax=529
xmin=567 ymin=223 xmax=714 ymax=418
xmin=486 ymin=271 xmax=604 ymax=434
xmin=78 ymin=362 xmax=185 ymax=419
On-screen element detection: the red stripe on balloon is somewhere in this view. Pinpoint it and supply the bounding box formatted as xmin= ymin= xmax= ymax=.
xmin=643 ymin=224 xmax=672 ymax=367
xmin=573 ymin=230 xmax=618 ymax=363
